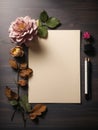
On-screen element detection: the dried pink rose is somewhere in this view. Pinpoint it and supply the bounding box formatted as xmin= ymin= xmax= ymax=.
xmin=9 ymin=16 xmax=38 ymax=45
xmin=10 ymin=46 xmax=24 ymax=57
xmin=83 ymin=32 xmax=91 ymax=40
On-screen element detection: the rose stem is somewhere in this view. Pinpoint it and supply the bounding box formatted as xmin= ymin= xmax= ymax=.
xmin=11 ymin=63 xmax=20 ymax=121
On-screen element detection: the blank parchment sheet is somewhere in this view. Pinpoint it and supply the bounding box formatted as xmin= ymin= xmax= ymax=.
xmin=28 ymin=30 xmax=81 ymax=103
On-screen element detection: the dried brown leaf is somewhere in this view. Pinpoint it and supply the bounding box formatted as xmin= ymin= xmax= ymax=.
xmin=5 ymin=86 xmax=19 ymax=100
xmin=18 ymin=79 xmax=27 ymax=87
xmin=29 ymin=104 xmax=47 ymax=120
xmin=32 ymin=104 xmax=47 ymax=113
xmin=29 ymin=113 xmax=37 ymax=120
xmin=9 ymin=59 xmax=18 ymax=69
xmin=19 ymin=68 xmax=33 ymax=78
xmin=20 ymin=63 xmax=27 ymax=70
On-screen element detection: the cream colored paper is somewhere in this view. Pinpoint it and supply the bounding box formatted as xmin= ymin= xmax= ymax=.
xmin=28 ymin=30 xmax=81 ymax=103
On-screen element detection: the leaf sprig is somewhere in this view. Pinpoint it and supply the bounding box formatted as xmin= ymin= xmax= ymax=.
xmin=5 ymin=78 xmax=47 ymax=126
xmin=5 ymin=10 xmax=61 ymax=127
xmin=38 ymin=10 xmax=61 ymax=38
xmin=5 ymin=47 xmax=47 ymax=127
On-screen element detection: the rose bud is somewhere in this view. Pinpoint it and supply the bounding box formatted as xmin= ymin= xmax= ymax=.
xmin=10 ymin=46 xmax=24 ymax=57
xmin=83 ymin=32 xmax=91 ymax=40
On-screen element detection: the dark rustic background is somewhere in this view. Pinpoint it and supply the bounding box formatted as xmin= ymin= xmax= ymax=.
xmin=0 ymin=0 xmax=98 ymax=129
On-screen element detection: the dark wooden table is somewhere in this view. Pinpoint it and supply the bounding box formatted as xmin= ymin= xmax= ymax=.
xmin=0 ymin=0 xmax=98 ymax=129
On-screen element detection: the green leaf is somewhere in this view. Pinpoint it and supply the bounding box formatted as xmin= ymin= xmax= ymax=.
xmin=20 ymin=95 xmax=28 ymax=102
xmin=38 ymin=19 xmax=42 ymax=26
xmin=46 ymin=17 xmax=60 ymax=29
xmin=9 ymin=100 xmax=18 ymax=106
xmin=19 ymin=95 xmax=32 ymax=112
xmin=40 ymin=10 xmax=49 ymax=22
xmin=38 ymin=26 xmax=48 ymax=38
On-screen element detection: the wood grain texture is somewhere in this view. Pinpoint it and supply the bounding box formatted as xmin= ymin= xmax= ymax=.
xmin=0 ymin=0 xmax=98 ymax=129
